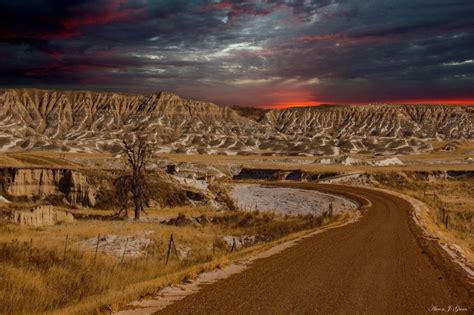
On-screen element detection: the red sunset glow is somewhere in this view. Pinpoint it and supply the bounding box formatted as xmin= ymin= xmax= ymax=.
xmin=266 ymin=98 xmax=474 ymax=109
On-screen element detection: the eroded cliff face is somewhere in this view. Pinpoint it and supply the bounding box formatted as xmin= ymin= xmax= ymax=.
xmin=0 ymin=167 xmax=218 ymax=210
xmin=0 ymin=88 xmax=472 ymax=155
xmin=5 ymin=205 xmax=74 ymax=226
xmin=1 ymin=168 xmax=96 ymax=207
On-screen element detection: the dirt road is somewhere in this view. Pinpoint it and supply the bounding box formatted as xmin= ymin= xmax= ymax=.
xmin=158 ymin=184 xmax=473 ymax=314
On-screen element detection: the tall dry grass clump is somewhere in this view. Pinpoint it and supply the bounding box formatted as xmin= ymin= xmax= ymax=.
xmin=0 ymin=236 xmax=213 ymax=314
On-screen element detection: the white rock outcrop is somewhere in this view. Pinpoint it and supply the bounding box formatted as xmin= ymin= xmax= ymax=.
xmin=9 ymin=205 xmax=74 ymax=226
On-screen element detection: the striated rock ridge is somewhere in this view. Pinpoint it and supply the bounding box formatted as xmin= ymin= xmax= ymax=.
xmin=262 ymin=104 xmax=473 ymax=139
xmin=0 ymin=88 xmax=472 ymax=155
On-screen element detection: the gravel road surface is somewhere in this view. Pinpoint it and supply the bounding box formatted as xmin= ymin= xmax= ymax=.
xmin=157 ymin=183 xmax=473 ymax=314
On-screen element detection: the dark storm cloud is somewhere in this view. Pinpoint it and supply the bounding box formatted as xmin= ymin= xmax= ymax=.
xmin=1 ymin=0 xmax=473 ymax=106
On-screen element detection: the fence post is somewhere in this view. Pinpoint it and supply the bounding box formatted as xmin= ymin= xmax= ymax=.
xmin=230 ymin=237 xmax=236 ymax=252
xmin=166 ymin=234 xmax=181 ymax=264
xmin=172 ymin=235 xmax=180 ymax=262
xmin=121 ymin=238 xmax=129 ymax=264
xmin=63 ymin=234 xmax=69 ymax=262
xmin=166 ymin=234 xmax=173 ymax=264
xmin=94 ymin=234 xmax=101 ymax=265
xmin=445 ymin=215 xmax=449 ymax=229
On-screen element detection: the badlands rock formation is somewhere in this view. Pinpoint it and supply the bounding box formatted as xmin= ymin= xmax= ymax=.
xmin=0 ymin=168 xmax=96 ymax=206
xmin=5 ymin=205 xmax=74 ymax=226
xmin=0 ymin=88 xmax=472 ymax=155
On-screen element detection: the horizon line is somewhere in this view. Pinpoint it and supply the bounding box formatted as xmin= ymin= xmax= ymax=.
xmin=1 ymin=87 xmax=473 ymax=109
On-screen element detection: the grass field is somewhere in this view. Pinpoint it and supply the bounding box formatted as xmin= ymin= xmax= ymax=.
xmin=0 ymin=205 xmax=343 ymax=314
xmin=161 ymin=153 xmax=474 ymax=173
xmin=0 ymin=151 xmax=101 ymax=169
xmin=1 ymin=140 xmax=473 ymax=173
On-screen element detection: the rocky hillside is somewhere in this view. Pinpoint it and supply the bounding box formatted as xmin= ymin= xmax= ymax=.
xmin=0 ymin=88 xmax=472 ymax=156
xmin=0 ymin=166 xmax=214 ymax=209
xmin=0 ymin=167 xmax=97 ymax=207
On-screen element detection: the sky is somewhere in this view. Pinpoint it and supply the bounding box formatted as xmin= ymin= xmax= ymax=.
xmin=0 ymin=0 xmax=473 ymax=108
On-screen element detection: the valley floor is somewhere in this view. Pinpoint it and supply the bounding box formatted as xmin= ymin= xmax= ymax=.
xmin=0 ymin=149 xmax=472 ymax=314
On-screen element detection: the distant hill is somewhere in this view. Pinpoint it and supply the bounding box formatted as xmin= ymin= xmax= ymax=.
xmin=0 ymin=88 xmax=472 ymax=155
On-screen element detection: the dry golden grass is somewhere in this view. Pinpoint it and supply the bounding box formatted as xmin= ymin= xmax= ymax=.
xmin=373 ymin=173 xmax=474 ymax=253
xmin=0 ymin=238 xmax=230 ymax=315
xmin=0 ymin=151 xmax=111 ymax=169
xmin=160 ymin=151 xmax=474 ymax=173
xmin=1 ymin=146 xmax=473 ymax=172
xmin=0 ymin=205 xmax=338 ymax=314
xmin=427 ymin=139 xmax=474 ymax=154
xmin=0 ymin=153 xmax=76 ymax=169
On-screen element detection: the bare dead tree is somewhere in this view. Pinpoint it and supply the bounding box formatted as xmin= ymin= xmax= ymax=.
xmin=118 ymin=136 xmax=152 ymax=220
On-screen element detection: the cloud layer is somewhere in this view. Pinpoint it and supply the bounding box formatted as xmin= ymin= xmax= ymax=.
xmin=1 ymin=0 xmax=473 ymax=107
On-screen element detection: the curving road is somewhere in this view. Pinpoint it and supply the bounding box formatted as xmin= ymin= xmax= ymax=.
xmin=158 ymin=183 xmax=473 ymax=314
